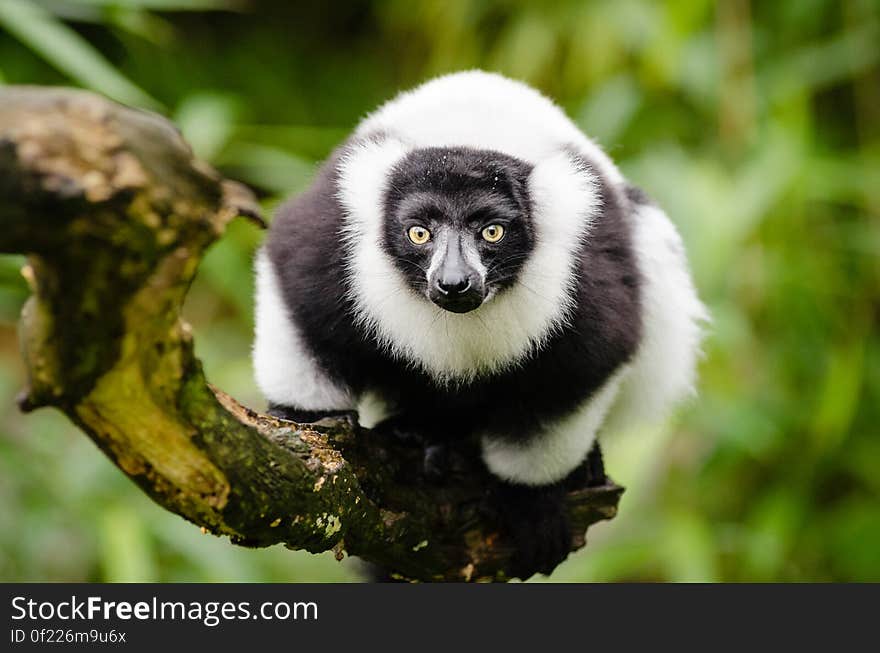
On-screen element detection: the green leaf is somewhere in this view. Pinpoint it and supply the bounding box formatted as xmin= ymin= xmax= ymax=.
xmin=0 ymin=0 xmax=160 ymax=108
xmin=57 ymin=0 xmax=238 ymax=10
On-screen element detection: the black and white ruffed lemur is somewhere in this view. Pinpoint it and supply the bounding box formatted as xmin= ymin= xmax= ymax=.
xmin=253 ymin=71 xmax=708 ymax=579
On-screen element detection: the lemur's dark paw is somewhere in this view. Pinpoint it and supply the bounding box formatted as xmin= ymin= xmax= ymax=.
xmin=494 ymin=483 xmax=572 ymax=580
xmin=373 ymin=417 xmax=460 ymax=483
xmin=510 ymin=509 xmax=572 ymax=579
xmin=267 ymin=403 xmax=357 ymax=425
xmin=372 ymin=415 xmax=425 ymax=444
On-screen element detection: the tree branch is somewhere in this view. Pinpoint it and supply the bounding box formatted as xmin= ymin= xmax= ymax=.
xmin=0 ymin=86 xmax=623 ymax=581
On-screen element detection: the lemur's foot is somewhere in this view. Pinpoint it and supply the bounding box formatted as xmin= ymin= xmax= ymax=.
xmin=266 ymin=403 xmax=358 ymax=425
xmin=494 ymin=482 xmax=572 ymax=580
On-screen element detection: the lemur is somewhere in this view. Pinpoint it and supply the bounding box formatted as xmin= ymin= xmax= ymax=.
xmin=253 ymin=71 xmax=708 ymax=578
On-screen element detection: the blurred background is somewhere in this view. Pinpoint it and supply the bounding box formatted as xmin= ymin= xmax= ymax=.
xmin=1 ymin=0 xmax=878 ymax=582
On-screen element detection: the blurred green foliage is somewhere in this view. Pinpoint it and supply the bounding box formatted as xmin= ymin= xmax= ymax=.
xmin=1 ymin=0 xmax=878 ymax=582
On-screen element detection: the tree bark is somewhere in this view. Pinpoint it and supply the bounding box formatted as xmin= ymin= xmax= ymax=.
xmin=0 ymin=86 xmax=623 ymax=582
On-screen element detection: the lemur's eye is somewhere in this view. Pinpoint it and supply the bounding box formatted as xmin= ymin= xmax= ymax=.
xmin=481 ymin=224 xmax=505 ymax=243
xmin=407 ymin=226 xmax=431 ymax=245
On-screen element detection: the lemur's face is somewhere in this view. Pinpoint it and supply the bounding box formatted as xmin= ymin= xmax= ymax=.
xmin=383 ymin=148 xmax=535 ymax=314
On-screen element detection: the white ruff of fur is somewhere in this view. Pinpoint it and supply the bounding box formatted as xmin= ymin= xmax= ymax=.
xmin=252 ymin=250 xmax=354 ymax=410
xmin=337 ymin=137 xmax=599 ymax=384
xmin=355 ymin=70 xmax=624 ymax=187
xmin=335 ymin=71 xmax=621 ymax=382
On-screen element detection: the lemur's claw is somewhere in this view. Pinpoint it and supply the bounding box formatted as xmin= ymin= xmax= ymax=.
xmin=423 ymin=444 xmax=450 ymax=483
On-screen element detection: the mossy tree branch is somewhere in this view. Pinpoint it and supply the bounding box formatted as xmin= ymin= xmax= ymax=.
xmin=0 ymin=86 xmax=623 ymax=581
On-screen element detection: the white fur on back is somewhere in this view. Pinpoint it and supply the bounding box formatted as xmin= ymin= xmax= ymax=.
xmin=337 ymin=138 xmax=599 ymax=383
xmin=604 ymin=204 xmax=710 ymax=433
xmin=252 ymin=249 xmax=354 ymax=410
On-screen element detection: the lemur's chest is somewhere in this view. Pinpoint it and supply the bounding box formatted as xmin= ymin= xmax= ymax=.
xmin=355 ymin=331 xmax=608 ymax=440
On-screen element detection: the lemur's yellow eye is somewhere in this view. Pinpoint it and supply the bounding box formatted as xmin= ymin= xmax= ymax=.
xmin=481 ymin=224 xmax=505 ymax=243
xmin=407 ymin=226 xmax=431 ymax=245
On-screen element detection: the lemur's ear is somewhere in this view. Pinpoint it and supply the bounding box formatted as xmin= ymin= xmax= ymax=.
xmin=527 ymin=148 xmax=601 ymax=246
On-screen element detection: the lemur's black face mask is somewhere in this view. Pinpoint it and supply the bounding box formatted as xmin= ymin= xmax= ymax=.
xmin=382 ymin=147 xmax=535 ymax=314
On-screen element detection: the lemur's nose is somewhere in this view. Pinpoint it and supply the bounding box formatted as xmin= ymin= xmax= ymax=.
xmin=437 ymin=276 xmax=471 ymax=295
xmin=435 ymin=233 xmax=473 ymax=296
xmin=427 ymin=232 xmax=485 ymax=313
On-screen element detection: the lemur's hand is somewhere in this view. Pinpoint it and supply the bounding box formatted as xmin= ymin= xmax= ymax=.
xmin=372 ymin=414 xmax=426 ymax=445
xmin=373 ymin=415 xmax=469 ymax=484
xmin=267 ymin=403 xmax=358 ymax=425
xmin=422 ymin=443 xmax=450 ymax=482
xmin=494 ymin=481 xmax=572 ymax=579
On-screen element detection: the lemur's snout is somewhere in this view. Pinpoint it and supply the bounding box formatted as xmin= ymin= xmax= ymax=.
xmin=428 ymin=232 xmax=485 ymax=313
